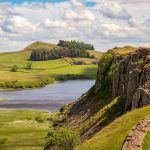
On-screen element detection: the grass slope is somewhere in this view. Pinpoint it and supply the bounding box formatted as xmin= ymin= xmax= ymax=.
xmin=142 ymin=132 xmax=150 ymax=150
xmin=0 ymin=109 xmax=52 ymax=150
xmin=0 ymin=44 xmax=102 ymax=89
xmin=76 ymin=106 xmax=150 ymax=150
xmin=23 ymin=41 xmax=56 ymax=51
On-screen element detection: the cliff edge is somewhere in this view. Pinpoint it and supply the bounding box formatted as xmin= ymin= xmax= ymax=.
xmin=60 ymin=46 xmax=150 ymax=141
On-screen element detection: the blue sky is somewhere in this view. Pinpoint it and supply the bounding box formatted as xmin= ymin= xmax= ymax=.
xmin=0 ymin=0 xmax=69 ymax=4
xmin=0 ymin=0 xmax=150 ymax=52
xmin=0 ymin=0 xmax=96 ymax=7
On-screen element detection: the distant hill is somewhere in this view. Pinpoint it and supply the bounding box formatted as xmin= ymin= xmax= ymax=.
xmin=23 ymin=41 xmax=57 ymax=51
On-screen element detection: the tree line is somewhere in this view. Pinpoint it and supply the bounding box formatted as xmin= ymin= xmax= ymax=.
xmin=57 ymin=40 xmax=94 ymax=50
xmin=30 ymin=40 xmax=95 ymax=61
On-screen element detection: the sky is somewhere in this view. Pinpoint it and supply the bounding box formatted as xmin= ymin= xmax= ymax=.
xmin=0 ymin=0 xmax=150 ymax=52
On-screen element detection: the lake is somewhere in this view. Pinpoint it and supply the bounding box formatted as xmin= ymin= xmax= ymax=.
xmin=0 ymin=80 xmax=95 ymax=112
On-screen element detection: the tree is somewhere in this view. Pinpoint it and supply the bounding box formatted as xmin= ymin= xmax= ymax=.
xmin=11 ymin=65 xmax=18 ymax=72
xmin=44 ymin=127 xmax=80 ymax=150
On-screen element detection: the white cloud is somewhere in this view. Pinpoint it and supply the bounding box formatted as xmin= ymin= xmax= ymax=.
xmin=71 ymin=0 xmax=83 ymax=7
xmin=1 ymin=16 xmax=37 ymax=34
xmin=86 ymin=0 xmax=150 ymax=4
xmin=43 ymin=19 xmax=66 ymax=28
xmin=65 ymin=10 xmax=95 ymax=21
xmin=100 ymin=1 xmax=131 ymax=19
xmin=111 ymin=0 xmax=150 ymax=4
xmin=100 ymin=23 xmax=123 ymax=36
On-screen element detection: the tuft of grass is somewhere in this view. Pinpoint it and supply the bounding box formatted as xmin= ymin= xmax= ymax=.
xmin=0 ymin=98 xmax=7 ymax=102
xmin=76 ymin=106 xmax=150 ymax=150
xmin=142 ymin=132 xmax=150 ymax=150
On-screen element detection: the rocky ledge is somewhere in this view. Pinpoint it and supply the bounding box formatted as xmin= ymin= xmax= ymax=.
xmin=112 ymin=48 xmax=150 ymax=111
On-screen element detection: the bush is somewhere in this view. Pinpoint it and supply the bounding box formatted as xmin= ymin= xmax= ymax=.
xmin=11 ymin=65 xmax=18 ymax=72
xmin=44 ymin=127 xmax=80 ymax=150
xmin=26 ymin=63 xmax=32 ymax=70
xmin=98 ymin=53 xmax=113 ymax=76
xmin=0 ymin=138 xmax=7 ymax=146
xmin=60 ymin=105 xmax=66 ymax=112
xmin=97 ymin=53 xmax=115 ymax=91
xmin=35 ymin=116 xmax=44 ymax=123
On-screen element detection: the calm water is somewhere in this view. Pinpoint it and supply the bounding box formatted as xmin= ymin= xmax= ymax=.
xmin=0 ymin=80 xmax=95 ymax=112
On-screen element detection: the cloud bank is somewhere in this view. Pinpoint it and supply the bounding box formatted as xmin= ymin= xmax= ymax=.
xmin=0 ymin=0 xmax=150 ymax=51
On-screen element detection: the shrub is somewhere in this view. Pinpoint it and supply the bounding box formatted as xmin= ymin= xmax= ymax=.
xmin=35 ymin=116 xmax=44 ymax=123
xmin=11 ymin=65 xmax=18 ymax=72
xmin=98 ymin=53 xmax=113 ymax=76
xmin=0 ymin=138 xmax=7 ymax=146
xmin=26 ymin=63 xmax=32 ymax=70
xmin=60 ymin=105 xmax=66 ymax=112
xmin=96 ymin=53 xmax=115 ymax=92
xmin=44 ymin=127 xmax=80 ymax=150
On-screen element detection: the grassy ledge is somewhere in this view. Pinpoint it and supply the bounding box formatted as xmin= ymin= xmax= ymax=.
xmin=76 ymin=106 xmax=150 ymax=150
xmin=142 ymin=132 xmax=150 ymax=150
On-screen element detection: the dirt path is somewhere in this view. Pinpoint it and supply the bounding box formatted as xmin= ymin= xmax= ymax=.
xmin=122 ymin=115 xmax=150 ymax=150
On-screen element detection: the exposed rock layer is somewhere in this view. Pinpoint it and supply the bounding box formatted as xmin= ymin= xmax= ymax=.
xmin=112 ymin=48 xmax=150 ymax=111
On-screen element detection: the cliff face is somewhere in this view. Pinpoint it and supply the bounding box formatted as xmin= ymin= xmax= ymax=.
xmin=61 ymin=47 xmax=150 ymax=140
xmin=112 ymin=48 xmax=150 ymax=111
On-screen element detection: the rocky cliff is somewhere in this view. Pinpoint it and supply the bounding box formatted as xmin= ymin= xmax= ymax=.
xmin=112 ymin=48 xmax=150 ymax=111
xmin=94 ymin=47 xmax=150 ymax=112
xmin=60 ymin=47 xmax=150 ymax=140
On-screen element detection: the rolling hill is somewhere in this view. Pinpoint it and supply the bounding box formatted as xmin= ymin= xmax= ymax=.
xmin=23 ymin=41 xmax=57 ymax=51
xmin=0 ymin=41 xmax=103 ymax=90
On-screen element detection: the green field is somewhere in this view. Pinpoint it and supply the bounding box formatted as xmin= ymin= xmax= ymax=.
xmin=0 ymin=109 xmax=53 ymax=150
xmin=76 ymin=106 xmax=150 ymax=150
xmin=0 ymin=48 xmax=102 ymax=89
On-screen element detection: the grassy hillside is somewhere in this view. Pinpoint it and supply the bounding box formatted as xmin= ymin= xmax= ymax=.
xmin=76 ymin=106 xmax=150 ymax=150
xmin=0 ymin=42 xmax=102 ymax=89
xmin=109 ymin=45 xmax=137 ymax=56
xmin=0 ymin=109 xmax=53 ymax=150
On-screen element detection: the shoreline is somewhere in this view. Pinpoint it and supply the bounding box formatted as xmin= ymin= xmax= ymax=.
xmin=0 ymin=76 xmax=95 ymax=92
xmin=0 ymin=108 xmax=51 ymax=113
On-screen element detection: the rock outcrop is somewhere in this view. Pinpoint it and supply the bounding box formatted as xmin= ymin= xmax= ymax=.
xmin=112 ymin=48 xmax=150 ymax=111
